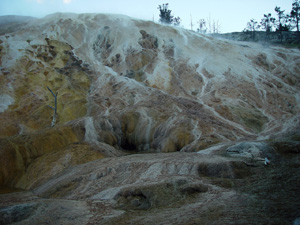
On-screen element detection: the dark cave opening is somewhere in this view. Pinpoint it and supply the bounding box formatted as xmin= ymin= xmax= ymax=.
xmin=121 ymin=138 xmax=138 ymax=152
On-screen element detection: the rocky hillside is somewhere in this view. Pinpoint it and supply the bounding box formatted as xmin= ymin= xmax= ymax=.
xmin=0 ymin=13 xmax=299 ymax=224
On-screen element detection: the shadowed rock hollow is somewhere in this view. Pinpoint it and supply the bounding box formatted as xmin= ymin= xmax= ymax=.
xmin=0 ymin=13 xmax=299 ymax=224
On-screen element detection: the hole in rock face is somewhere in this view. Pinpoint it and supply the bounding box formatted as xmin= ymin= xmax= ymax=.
xmin=121 ymin=138 xmax=137 ymax=152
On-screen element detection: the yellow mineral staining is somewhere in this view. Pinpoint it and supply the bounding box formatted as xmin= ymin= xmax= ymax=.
xmin=16 ymin=143 xmax=104 ymax=189
xmin=0 ymin=124 xmax=90 ymax=188
xmin=121 ymin=111 xmax=140 ymax=134
xmin=1 ymin=14 xmax=299 ymax=197
xmin=99 ymin=131 xmax=118 ymax=147
xmin=162 ymin=130 xmax=193 ymax=153
xmin=0 ymin=118 xmax=19 ymax=137
xmin=2 ymin=38 xmax=91 ymax=132
xmin=58 ymin=99 xmax=87 ymax=123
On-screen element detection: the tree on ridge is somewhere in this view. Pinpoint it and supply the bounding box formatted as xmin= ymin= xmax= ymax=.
xmin=291 ymin=0 xmax=300 ymax=32
xmin=158 ymin=3 xmax=181 ymax=26
xmin=158 ymin=3 xmax=174 ymax=25
xmin=244 ymin=19 xmax=260 ymax=40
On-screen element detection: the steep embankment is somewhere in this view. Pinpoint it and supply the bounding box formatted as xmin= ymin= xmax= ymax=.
xmin=0 ymin=13 xmax=299 ymax=224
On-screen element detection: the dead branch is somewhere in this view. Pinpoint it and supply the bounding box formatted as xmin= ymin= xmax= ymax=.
xmin=47 ymin=86 xmax=58 ymax=127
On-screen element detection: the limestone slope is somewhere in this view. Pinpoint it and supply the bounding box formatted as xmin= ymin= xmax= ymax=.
xmin=0 ymin=13 xmax=300 ymax=185
xmin=0 ymin=13 xmax=300 ymax=225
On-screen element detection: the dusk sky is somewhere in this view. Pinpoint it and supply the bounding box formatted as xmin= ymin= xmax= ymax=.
xmin=0 ymin=0 xmax=294 ymax=33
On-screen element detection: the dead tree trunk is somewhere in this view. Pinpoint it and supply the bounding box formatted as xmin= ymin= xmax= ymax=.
xmin=47 ymin=86 xmax=58 ymax=127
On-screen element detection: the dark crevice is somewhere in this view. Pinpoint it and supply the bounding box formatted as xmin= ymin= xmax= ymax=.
xmin=120 ymin=138 xmax=137 ymax=151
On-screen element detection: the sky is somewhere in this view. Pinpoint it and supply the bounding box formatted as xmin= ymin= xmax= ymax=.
xmin=0 ymin=0 xmax=294 ymax=33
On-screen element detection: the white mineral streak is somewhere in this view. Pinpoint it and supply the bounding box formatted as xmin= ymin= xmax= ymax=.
xmin=0 ymin=94 xmax=14 ymax=113
xmin=197 ymin=143 xmax=227 ymax=155
xmin=1 ymin=13 xmax=299 ymax=149
xmin=84 ymin=117 xmax=99 ymax=143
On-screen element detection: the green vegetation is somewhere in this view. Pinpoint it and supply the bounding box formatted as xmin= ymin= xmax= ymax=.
xmin=244 ymin=0 xmax=300 ymax=35
xmin=158 ymin=3 xmax=181 ymax=26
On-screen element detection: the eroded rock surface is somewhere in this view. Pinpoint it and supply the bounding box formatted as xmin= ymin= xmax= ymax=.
xmin=0 ymin=152 xmax=299 ymax=224
xmin=0 ymin=13 xmax=299 ymax=224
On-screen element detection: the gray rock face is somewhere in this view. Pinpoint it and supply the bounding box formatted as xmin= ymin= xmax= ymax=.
xmin=0 ymin=195 xmax=91 ymax=225
xmin=0 ymin=203 xmax=37 ymax=224
xmin=0 ymin=151 xmax=299 ymax=224
xmin=226 ymin=141 xmax=273 ymax=159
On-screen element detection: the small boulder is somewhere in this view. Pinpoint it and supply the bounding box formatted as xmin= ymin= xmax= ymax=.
xmin=226 ymin=142 xmax=273 ymax=160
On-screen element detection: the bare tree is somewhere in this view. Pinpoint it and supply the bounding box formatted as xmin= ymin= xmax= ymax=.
xmin=212 ymin=20 xmax=221 ymax=34
xmin=206 ymin=14 xmax=212 ymax=33
xmin=47 ymin=86 xmax=58 ymax=127
xmin=197 ymin=19 xmax=206 ymax=33
xmin=205 ymin=14 xmax=220 ymax=34
xmin=190 ymin=14 xmax=194 ymax=30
